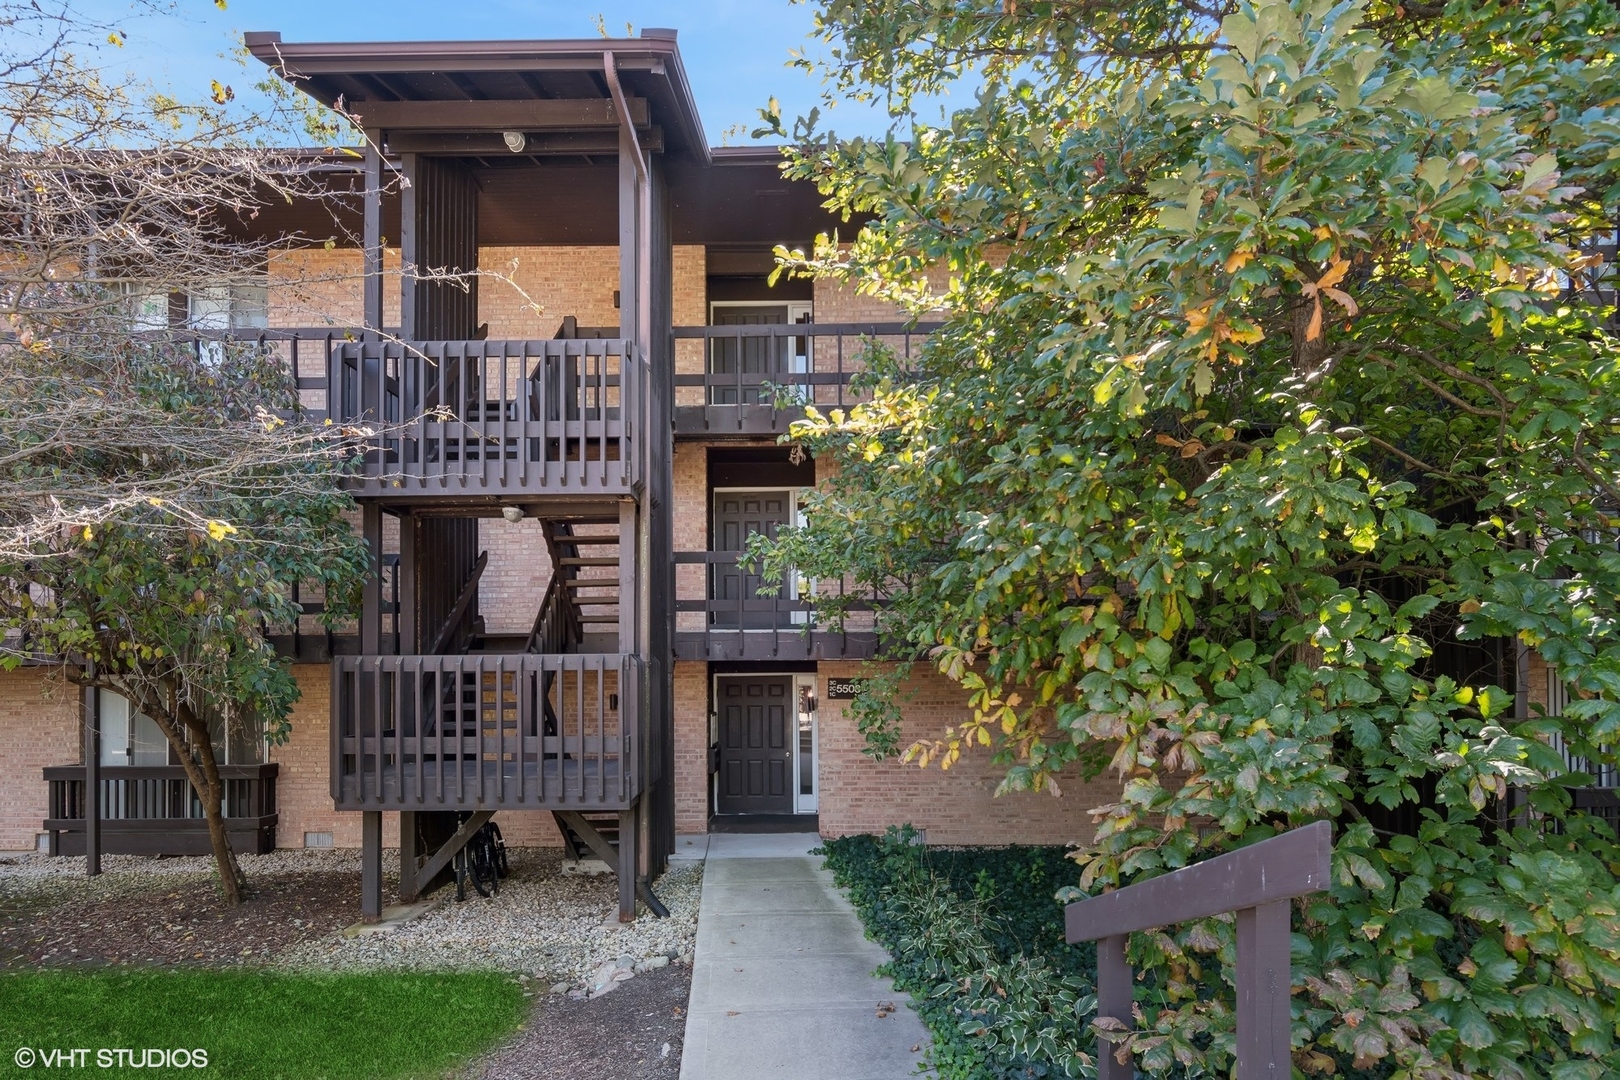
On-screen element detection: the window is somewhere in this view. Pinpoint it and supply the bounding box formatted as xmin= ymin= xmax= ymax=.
xmin=98 ymin=690 xmax=169 ymax=767
xmin=119 ymin=278 xmax=269 ymax=334
xmin=96 ymin=689 xmax=264 ymax=767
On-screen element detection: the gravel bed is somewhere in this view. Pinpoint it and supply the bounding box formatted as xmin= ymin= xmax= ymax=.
xmin=277 ymin=849 xmax=702 ymax=990
xmin=0 ymin=848 xmax=702 ymax=991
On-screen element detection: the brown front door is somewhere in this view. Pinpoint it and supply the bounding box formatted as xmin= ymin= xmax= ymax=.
xmin=710 ymin=305 xmax=790 ymax=405
xmin=711 ymin=490 xmax=794 ymax=629
xmin=715 ymin=676 xmax=794 ymax=815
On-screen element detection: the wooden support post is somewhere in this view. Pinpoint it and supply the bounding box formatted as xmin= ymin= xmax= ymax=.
xmin=1066 ymin=823 xmax=1331 ymax=1080
xmin=361 ymin=810 xmax=383 ymax=922
xmin=619 ymin=500 xmax=637 ymax=655
xmin=362 ymin=135 xmax=383 ymax=333
xmin=398 ymin=513 xmax=418 ymax=654
xmin=82 ymin=683 xmax=100 ymax=877
xmin=362 ymin=504 xmax=383 ymax=655
xmin=1237 ymin=900 xmax=1292 ymax=1079
xmin=399 ymin=152 xmax=417 ymax=341
xmin=617 ymin=804 xmax=638 ymax=922
xmin=398 ymin=810 xmax=418 ymax=903
xmin=1095 ymin=934 xmax=1133 ymax=1079
xmin=616 ymin=135 xmax=637 ymax=341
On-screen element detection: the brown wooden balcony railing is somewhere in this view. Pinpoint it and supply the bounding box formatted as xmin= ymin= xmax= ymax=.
xmin=672 ymin=321 xmax=939 ymax=436
xmin=329 ymin=337 xmax=642 ymax=497
xmin=42 ymin=763 xmax=278 ymax=856
xmin=673 ymin=550 xmax=878 ymax=660
xmin=331 ymin=653 xmax=643 ymax=810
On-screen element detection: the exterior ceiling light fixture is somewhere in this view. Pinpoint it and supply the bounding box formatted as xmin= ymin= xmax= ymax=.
xmin=501 ymin=505 xmax=525 ymax=523
xmin=502 ymin=130 xmax=527 ymax=153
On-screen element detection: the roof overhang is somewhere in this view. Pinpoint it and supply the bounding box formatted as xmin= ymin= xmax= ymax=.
xmin=244 ymin=30 xmax=709 ymax=165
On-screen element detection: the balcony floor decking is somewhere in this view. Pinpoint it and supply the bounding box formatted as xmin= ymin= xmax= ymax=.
xmin=338 ymin=755 xmax=628 ymax=809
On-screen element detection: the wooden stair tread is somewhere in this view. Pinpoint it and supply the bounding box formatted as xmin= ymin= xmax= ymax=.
xmin=556 ymin=557 xmax=619 ymax=566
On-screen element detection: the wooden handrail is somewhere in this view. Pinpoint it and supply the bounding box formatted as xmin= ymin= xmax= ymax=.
xmin=426 ymin=550 xmax=488 ymax=655
xmin=1065 ymin=821 xmax=1332 ymax=1079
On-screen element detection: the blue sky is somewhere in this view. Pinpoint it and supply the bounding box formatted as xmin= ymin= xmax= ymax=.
xmin=67 ymin=0 xmax=951 ymax=145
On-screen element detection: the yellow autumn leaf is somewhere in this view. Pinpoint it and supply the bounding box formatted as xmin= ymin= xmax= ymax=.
xmin=205 ymin=520 xmax=238 ymax=541
xmin=1316 ymin=258 xmax=1350 ymax=291
xmin=1225 ymin=249 xmax=1253 ymax=274
xmin=82 ymin=526 xmax=93 ymax=541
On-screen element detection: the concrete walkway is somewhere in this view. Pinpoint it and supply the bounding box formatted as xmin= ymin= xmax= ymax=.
xmin=678 ymin=832 xmax=933 ymax=1080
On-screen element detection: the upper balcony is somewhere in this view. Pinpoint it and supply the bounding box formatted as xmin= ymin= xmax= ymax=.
xmin=674 ymin=321 xmax=939 ymax=438
xmin=329 ymin=336 xmax=642 ymax=501
xmin=206 ymin=329 xmax=643 ymax=504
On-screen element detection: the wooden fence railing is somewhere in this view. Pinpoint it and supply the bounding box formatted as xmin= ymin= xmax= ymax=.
xmin=672 ymin=321 xmax=940 ymax=435
xmin=328 ymin=337 xmax=642 ymax=495
xmin=331 ymin=653 xmax=643 ymax=810
xmin=1065 ymin=821 xmax=1333 ymax=1079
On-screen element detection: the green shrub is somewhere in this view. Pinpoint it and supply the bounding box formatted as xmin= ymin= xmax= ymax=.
xmin=821 ymin=827 xmax=1100 ymax=1079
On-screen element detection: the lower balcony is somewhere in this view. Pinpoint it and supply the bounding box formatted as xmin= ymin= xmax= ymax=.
xmin=331 ymin=653 xmax=643 ymax=810
xmin=42 ymin=764 xmax=279 ymax=856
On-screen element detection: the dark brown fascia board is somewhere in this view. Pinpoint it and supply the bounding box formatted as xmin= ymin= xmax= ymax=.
xmin=709 ymin=145 xmax=791 ymax=162
xmin=350 ymin=97 xmax=649 ymax=132
xmin=243 ymin=31 xmax=709 ymax=165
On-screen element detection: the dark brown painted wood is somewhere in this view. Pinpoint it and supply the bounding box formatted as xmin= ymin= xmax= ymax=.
xmin=387 ymin=129 xmax=665 ymax=157
xmin=715 ymin=676 xmax=793 ymax=815
xmin=1065 ymin=821 xmax=1331 ymax=941
xmin=1066 ymin=822 xmax=1332 ymax=1080
xmin=710 ymin=492 xmax=793 ymax=630
xmin=1237 ymin=900 xmax=1292 ymax=1077
xmin=354 ymin=97 xmax=647 ymax=131
xmin=82 ymin=683 xmax=100 ymax=876
xmin=362 ymin=136 xmax=383 ymax=330
xmin=46 ymin=764 xmax=280 ymax=857
xmin=331 ymin=653 xmax=641 ymax=811
xmin=408 ymin=809 xmax=493 ymax=899
xmin=1096 ymin=935 xmax=1132 ymax=1080
xmin=671 ymin=322 xmax=941 ymax=437
xmin=709 ymin=305 xmax=791 ymax=406
xmin=361 ymin=810 xmax=383 ymax=921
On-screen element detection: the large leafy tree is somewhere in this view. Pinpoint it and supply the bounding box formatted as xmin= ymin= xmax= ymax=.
xmin=0 ymin=2 xmax=368 ymax=903
xmin=759 ymin=0 xmax=1620 ymax=1074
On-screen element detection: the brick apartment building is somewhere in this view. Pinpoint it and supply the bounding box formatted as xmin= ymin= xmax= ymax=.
xmin=0 ymin=28 xmax=1120 ymax=919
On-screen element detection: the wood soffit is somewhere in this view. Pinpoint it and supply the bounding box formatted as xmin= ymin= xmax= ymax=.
xmin=244 ymin=31 xmax=706 ymax=163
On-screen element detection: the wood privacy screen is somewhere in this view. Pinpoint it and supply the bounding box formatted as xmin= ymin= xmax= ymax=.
xmin=1065 ymin=821 xmax=1333 ymax=1079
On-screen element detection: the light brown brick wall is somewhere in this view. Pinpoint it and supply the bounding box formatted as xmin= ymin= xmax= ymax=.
xmin=673 ymin=443 xmax=707 ymax=634
xmin=673 ymin=661 xmax=710 ymax=835
xmin=815 ymin=661 xmax=1114 ymax=846
xmin=268 ymin=248 xmax=402 ymax=329
xmin=478 ymin=518 xmax=552 ymax=636
xmin=0 ymin=668 xmax=80 ymax=850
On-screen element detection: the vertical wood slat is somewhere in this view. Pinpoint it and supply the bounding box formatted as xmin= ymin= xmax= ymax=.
xmin=1095 ymin=935 xmax=1132 ymax=1080
xmin=82 ymin=683 xmax=100 ymax=877
xmin=1237 ymin=901 xmax=1292 ymax=1078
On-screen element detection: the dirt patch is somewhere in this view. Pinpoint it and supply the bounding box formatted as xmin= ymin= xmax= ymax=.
xmin=464 ymin=965 xmax=691 ymax=1080
xmin=0 ymin=870 xmax=362 ymax=968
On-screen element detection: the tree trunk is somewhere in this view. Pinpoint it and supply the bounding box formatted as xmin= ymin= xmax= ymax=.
xmin=177 ymin=697 xmax=247 ymax=906
xmin=1291 ymin=297 xmax=1330 ymax=378
xmin=110 ymin=677 xmax=248 ymax=905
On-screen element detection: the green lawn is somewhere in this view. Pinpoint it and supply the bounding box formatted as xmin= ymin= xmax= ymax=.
xmin=0 ymin=969 xmax=526 ymax=1079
